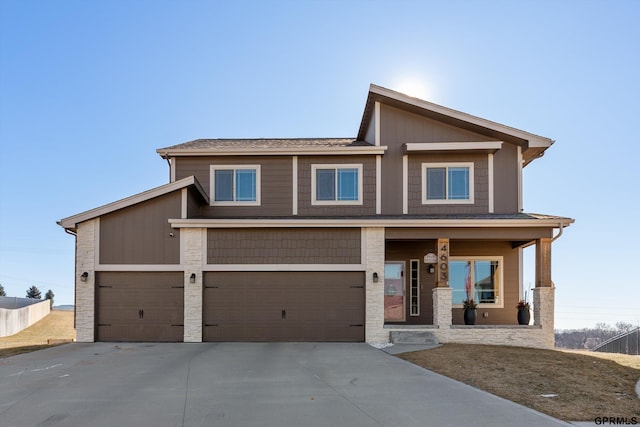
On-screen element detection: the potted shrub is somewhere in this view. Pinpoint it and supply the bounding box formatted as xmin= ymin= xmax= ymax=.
xmin=516 ymin=299 xmax=531 ymax=325
xmin=463 ymin=299 xmax=477 ymax=325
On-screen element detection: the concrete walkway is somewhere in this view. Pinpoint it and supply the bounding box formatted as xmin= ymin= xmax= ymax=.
xmin=0 ymin=343 xmax=571 ymax=427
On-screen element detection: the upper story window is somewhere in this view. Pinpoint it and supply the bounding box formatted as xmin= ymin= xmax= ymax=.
xmin=311 ymin=164 xmax=363 ymax=205
xmin=422 ymin=162 xmax=474 ymax=204
xmin=210 ymin=165 xmax=261 ymax=206
xmin=449 ymin=257 xmax=503 ymax=308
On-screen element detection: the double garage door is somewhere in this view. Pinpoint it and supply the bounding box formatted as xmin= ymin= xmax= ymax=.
xmin=96 ymin=271 xmax=364 ymax=342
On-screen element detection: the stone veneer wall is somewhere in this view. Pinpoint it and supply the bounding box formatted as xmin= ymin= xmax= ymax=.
xmin=75 ymin=219 xmax=96 ymax=342
xmin=533 ymin=286 xmax=555 ymax=348
xmin=389 ymin=286 xmax=556 ymax=349
xmin=183 ymin=228 xmax=204 ymax=342
xmin=364 ymin=227 xmax=386 ymax=343
xmin=432 ymin=287 xmax=452 ymax=328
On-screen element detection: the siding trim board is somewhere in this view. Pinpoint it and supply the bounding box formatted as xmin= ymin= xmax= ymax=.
xmin=96 ymin=265 xmax=184 ymax=272
xmin=205 ymin=264 xmax=364 ymax=271
xmin=402 ymin=155 xmax=408 ymax=214
xmin=376 ymin=155 xmax=381 ymax=215
xmin=292 ymin=156 xmax=298 ymax=215
xmin=488 ymin=154 xmax=494 ymax=213
xmin=404 ymin=141 xmax=503 ymax=153
xmin=170 ymin=217 xmax=573 ymax=229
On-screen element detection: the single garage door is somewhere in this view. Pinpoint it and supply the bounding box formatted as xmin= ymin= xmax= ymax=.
xmin=96 ymin=272 xmax=184 ymax=342
xmin=203 ymin=271 xmax=364 ymax=342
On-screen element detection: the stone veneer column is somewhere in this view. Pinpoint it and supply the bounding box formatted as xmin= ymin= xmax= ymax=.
xmin=75 ymin=219 xmax=96 ymax=342
xmin=433 ymin=287 xmax=452 ymax=329
xmin=533 ymin=286 xmax=555 ymax=348
xmin=364 ymin=227 xmax=386 ymax=343
xmin=183 ymin=228 xmax=205 ymax=342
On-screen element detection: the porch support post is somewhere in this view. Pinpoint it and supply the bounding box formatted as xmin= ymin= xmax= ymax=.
xmin=533 ymin=238 xmax=555 ymax=348
xmin=436 ymin=238 xmax=450 ymax=287
xmin=183 ymin=228 xmax=205 ymax=342
xmin=433 ymin=287 xmax=452 ymax=328
xmin=363 ymin=227 xmax=386 ymax=343
xmin=535 ymin=238 xmax=552 ymax=287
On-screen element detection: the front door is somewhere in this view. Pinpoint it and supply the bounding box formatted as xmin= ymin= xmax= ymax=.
xmin=384 ymin=261 xmax=405 ymax=322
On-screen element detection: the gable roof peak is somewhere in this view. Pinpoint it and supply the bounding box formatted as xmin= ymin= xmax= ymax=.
xmin=361 ymin=83 xmax=554 ymax=166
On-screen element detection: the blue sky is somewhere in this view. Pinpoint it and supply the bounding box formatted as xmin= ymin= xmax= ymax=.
xmin=1 ymin=0 xmax=638 ymax=330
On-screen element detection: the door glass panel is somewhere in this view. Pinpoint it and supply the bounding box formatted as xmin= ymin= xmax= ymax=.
xmin=384 ymin=262 xmax=405 ymax=322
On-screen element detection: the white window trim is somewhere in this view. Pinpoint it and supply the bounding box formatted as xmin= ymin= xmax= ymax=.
xmin=450 ymin=255 xmax=504 ymax=309
xmin=209 ymin=165 xmax=261 ymax=206
xmin=311 ymin=163 xmax=363 ymax=206
xmin=421 ymin=162 xmax=475 ymax=205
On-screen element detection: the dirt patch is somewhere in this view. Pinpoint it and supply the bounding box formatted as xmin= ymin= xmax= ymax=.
xmin=0 ymin=310 xmax=75 ymax=357
xmin=398 ymin=343 xmax=640 ymax=422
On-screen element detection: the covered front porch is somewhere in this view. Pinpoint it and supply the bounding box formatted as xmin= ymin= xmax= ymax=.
xmin=363 ymin=224 xmax=561 ymax=349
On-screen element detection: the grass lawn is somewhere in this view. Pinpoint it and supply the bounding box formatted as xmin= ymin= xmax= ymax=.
xmin=398 ymin=343 xmax=640 ymax=422
xmin=0 ymin=309 xmax=75 ymax=358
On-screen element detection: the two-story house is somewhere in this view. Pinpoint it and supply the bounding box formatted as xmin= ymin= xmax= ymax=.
xmin=59 ymin=84 xmax=573 ymax=348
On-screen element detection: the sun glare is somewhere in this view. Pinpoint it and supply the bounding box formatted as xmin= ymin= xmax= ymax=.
xmin=392 ymin=77 xmax=431 ymax=101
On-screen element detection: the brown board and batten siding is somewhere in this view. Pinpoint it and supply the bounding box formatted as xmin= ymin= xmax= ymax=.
xmin=379 ymin=103 xmax=497 ymax=216
xmin=174 ymin=156 xmax=292 ymax=217
xmin=492 ymin=143 xmax=519 ymax=213
xmin=296 ymin=155 xmax=376 ymax=216
xmin=99 ymin=192 xmax=181 ymax=264
xmin=186 ymin=187 xmax=202 ymax=218
xmin=207 ymin=228 xmax=361 ymax=264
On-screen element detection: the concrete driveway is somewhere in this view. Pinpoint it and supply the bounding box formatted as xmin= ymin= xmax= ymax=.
xmin=0 ymin=343 xmax=569 ymax=427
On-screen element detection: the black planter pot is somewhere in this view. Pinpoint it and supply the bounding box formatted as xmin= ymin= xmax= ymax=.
xmin=517 ymin=308 xmax=531 ymax=325
xmin=464 ymin=308 xmax=477 ymax=325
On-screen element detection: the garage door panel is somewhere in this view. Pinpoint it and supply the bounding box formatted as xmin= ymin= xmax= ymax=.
xmin=203 ymin=272 xmax=364 ymax=342
xmin=204 ymin=323 xmax=363 ymax=342
xmin=96 ymin=272 xmax=184 ymax=342
xmin=98 ymin=325 xmax=183 ymax=342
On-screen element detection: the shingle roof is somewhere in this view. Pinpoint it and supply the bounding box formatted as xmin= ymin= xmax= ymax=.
xmin=159 ymin=138 xmax=368 ymax=151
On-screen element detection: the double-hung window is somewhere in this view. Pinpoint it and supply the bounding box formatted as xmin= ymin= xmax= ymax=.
xmin=311 ymin=164 xmax=363 ymax=205
xmin=449 ymin=257 xmax=503 ymax=307
xmin=210 ymin=165 xmax=261 ymax=206
xmin=422 ymin=162 xmax=474 ymax=204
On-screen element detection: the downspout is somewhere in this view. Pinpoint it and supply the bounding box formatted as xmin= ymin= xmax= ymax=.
xmin=549 ymin=221 xmax=565 ymax=288
xmin=551 ymin=221 xmax=564 ymax=243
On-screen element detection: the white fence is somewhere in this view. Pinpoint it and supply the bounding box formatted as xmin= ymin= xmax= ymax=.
xmin=0 ymin=297 xmax=51 ymax=337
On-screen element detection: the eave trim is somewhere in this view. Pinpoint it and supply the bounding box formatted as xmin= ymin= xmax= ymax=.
xmin=58 ymin=176 xmax=209 ymax=231
xmin=156 ymin=146 xmax=388 ymax=158
xmin=168 ymin=217 xmax=574 ymax=229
